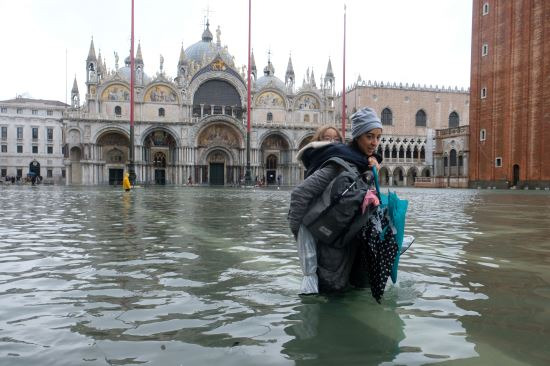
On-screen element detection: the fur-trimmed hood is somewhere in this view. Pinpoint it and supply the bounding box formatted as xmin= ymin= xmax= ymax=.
xmin=296 ymin=141 xmax=333 ymax=167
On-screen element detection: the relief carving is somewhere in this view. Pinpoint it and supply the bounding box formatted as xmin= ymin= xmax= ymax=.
xmin=198 ymin=125 xmax=240 ymax=148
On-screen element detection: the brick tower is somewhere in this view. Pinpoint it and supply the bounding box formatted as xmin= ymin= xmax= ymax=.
xmin=469 ymin=0 xmax=550 ymax=189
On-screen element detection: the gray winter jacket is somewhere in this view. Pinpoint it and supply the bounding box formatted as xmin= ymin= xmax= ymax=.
xmin=289 ymin=161 xmax=372 ymax=292
xmin=288 ymin=163 xmax=341 ymax=238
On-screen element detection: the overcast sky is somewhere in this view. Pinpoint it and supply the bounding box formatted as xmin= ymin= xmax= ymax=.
xmin=0 ymin=0 xmax=472 ymax=103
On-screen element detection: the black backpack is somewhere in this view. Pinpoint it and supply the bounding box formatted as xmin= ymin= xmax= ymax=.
xmin=301 ymin=157 xmax=373 ymax=248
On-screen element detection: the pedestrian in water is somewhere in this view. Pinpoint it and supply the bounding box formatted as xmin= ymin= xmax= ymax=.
xmin=289 ymin=107 xmax=383 ymax=293
xmin=123 ymin=172 xmax=132 ymax=192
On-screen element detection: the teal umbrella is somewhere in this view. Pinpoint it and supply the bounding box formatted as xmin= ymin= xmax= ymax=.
xmin=372 ymin=167 xmax=409 ymax=284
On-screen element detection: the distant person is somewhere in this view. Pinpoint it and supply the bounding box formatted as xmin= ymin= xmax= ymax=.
xmin=122 ymin=172 xmax=132 ymax=192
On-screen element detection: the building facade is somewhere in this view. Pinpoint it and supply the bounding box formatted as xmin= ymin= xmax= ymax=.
xmin=336 ymin=81 xmax=470 ymax=186
xmin=0 ymin=97 xmax=67 ymax=183
xmin=469 ymin=0 xmax=550 ymax=189
xmin=64 ymin=23 xmax=336 ymax=186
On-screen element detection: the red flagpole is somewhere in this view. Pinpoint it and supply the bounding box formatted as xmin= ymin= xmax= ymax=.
xmin=128 ymin=0 xmax=136 ymax=183
xmin=245 ymin=0 xmax=252 ymax=185
xmin=342 ymin=4 xmax=347 ymax=140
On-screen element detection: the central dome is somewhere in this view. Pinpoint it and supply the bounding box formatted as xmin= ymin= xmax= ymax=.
xmin=185 ymin=23 xmax=234 ymax=67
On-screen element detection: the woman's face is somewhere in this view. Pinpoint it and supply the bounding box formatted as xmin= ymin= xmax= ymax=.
xmin=322 ymin=128 xmax=341 ymax=142
xmin=356 ymin=128 xmax=382 ymax=156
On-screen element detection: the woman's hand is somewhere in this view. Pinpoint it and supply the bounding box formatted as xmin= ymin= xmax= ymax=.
xmin=368 ymin=156 xmax=380 ymax=171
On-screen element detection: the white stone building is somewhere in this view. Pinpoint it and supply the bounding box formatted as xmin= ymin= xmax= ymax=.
xmin=0 ymin=97 xmax=67 ymax=184
xmin=64 ymin=22 xmax=337 ymax=186
xmin=336 ymin=80 xmax=470 ymax=186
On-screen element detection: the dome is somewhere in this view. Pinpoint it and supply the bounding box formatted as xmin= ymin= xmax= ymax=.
xmin=255 ymin=75 xmax=286 ymax=91
xmin=255 ymin=60 xmax=285 ymax=91
xmin=185 ymin=23 xmax=234 ymax=67
xmin=185 ymin=41 xmax=218 ymax=64
xmin=116 ymin=66 xmax=152 ymax=84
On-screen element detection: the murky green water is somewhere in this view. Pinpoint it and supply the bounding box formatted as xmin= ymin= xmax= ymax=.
xmin=0 ymin=185 xmax=549 ymax=365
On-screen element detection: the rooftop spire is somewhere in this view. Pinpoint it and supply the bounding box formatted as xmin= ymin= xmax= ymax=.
xmin=135 ymin=42 xmax=143 ymax=65
xmin=87 ymin=37 xmax=97 ymax=61
xmin=202 ymin=20 xmax=213 ymax=42
xmin=71 ymin=75 xmax=79 ymax=93
xmin=264 ymin=50 xmax=275 ymax=76
xmin=325 ymin=57 xmax=334 ymax=78
xmin=97 ymin=49 xmax=103 ymax=72
xmin=251 ymin=49 xmax=257 ymax=72
xmin=285 ymin=53 xmax=295 ymax=77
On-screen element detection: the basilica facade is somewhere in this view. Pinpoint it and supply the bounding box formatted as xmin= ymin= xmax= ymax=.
xmin=64 ymin=22 xmax=336 ymax=186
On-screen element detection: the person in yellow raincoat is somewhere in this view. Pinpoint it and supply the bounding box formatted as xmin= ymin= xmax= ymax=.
xmin=122 ymin=172 xmax=132 ymax=191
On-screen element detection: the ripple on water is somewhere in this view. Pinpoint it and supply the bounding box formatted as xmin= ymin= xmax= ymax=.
xmin=1 ymin=186 xmax=549 ymax=365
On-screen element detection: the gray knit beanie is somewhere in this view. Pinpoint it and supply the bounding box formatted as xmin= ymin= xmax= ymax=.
xmin=351 ymin=107 xmax=383 ymax=139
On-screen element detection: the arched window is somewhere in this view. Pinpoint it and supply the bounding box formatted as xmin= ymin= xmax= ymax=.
xmin=413 ymin=146 xmax=419 ymax=159
xmin=480 ymin=129 xmax=486 ymax=141
xmin=444 ymin=156 xmax=448 ymax=167
xmin=450 ymin=149 xmax=457 ymax=166
xmin=266 ymin=154 xmax=277 ymax=170
xmin=399 ymin=146 xmax=405 ymax=159
xmin=391 ymin=146 xmax=397 ymax=159
xmin=420 ymin=146 xmax=425 ymax=159
xmin=267 ymin=112 xmax=273 ymax=122
xmin=158 ymin=108 xmax=165 ymax=117
xmin=406 ymin=146 xmax=412 ymax=159
xmin=381 ymin=108 xmax=393 ymax=125
xmin=114 ymin=106 xmax=122 ymax=116
xmin=376 ymin=146 xmax=383 ymax=156
xmin=415 ymin=109 xmax=427 ymax=127
xmin=384 ymin=146 xmax=390 ymax=159
xmin=449 ymin=111 xmax=459 ymax=128
xmin=304 ymin=114 xmax=310 ymax=123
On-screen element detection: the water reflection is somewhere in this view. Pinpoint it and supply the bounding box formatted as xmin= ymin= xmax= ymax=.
xmin=283 ymin=294 xmax=404 ymax=365
xmin=1 ymin=186 xmax=549 ymax=365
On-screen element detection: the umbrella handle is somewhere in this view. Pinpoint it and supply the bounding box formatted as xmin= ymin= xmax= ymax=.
xmin=372 ymin=165 xmax=381 ymax=198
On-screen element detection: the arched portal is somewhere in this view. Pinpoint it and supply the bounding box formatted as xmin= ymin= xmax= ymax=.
xmin=260 ymin=134 xmax=290 ymax=185
xmin=379 ymin=167 xmax=390 ymax=186
xmin=393 ymin=167 xmax=404 ymax=186
xmin=143 ymin=129 xmax=177 ymax=185
xmin=207 ymin=149 xmax=230 ymax=185
xmin=69 ymin=146 xmax=82 ymax=185
xmin=407 ymin=167 xmax=418 ymax=187
xmin=97 ymin=131 xmax=130 ymax=185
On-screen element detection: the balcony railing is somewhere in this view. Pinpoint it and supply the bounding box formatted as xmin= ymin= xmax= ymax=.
xmin=436 ymin=125 xmax=469 ymax=137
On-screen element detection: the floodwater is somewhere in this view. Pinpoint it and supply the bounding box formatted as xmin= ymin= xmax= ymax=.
xmin=0 ymin=185 xmax=549 ymax=366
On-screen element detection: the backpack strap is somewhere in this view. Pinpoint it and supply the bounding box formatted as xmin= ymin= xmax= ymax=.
xmin=318 ymin=157 xmax=360 ymax=176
